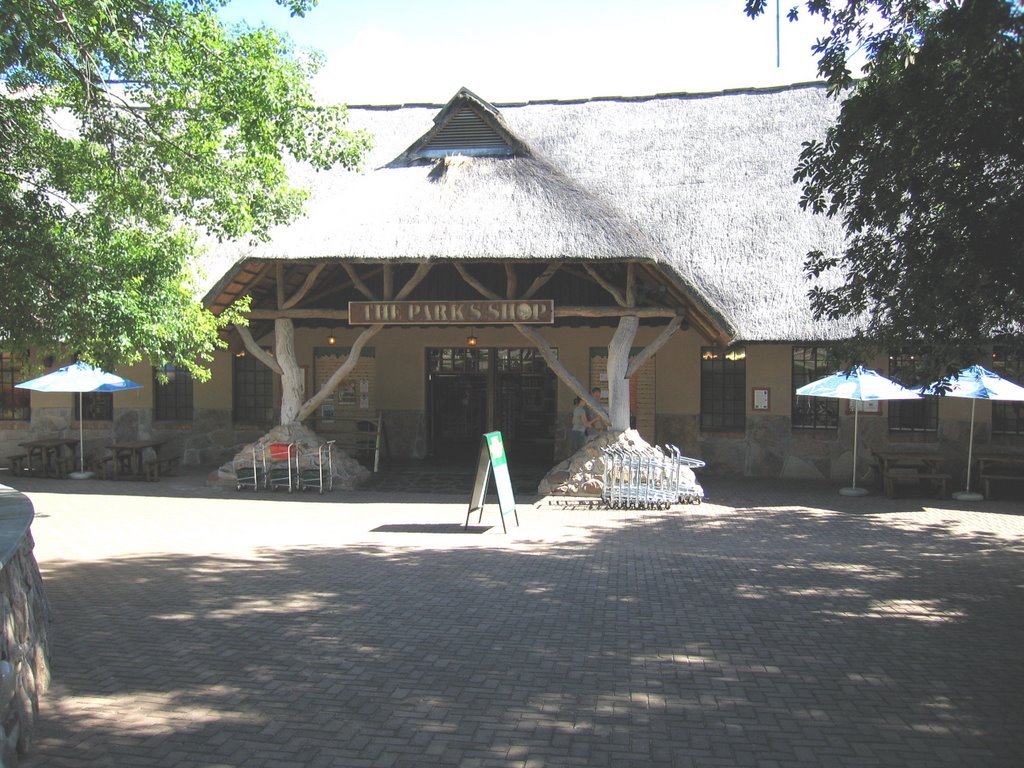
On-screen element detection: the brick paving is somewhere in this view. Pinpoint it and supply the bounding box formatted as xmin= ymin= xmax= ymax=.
xmin=10 ymin=469 xmax=1024 ymax=767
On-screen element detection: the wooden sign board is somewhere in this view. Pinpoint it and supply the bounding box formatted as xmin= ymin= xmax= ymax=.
xmin=466 ymin=431 xmax=520 ymax=533
xmin=349 ymin=300 xmax=554 ymax=325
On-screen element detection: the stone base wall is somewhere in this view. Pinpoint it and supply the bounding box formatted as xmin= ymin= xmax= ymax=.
xmin=6 ymin=406 xmax=1008 ymax=483
xmin=0 ymin=493 xmax=51 ymax=767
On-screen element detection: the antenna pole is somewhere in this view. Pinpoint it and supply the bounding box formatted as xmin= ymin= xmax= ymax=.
xmin=776 ymin=0 xmax=781 ymax=67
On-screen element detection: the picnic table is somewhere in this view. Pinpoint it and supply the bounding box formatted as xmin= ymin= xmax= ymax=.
xmin=874 ymin=449 xmax=951 ymax=499
xmin=16 ymin=438 xmax=79 ymax=478
xmin=107 ymin=440 xmax=170 ymax=480
xmin=974 ymin=451 xmax=1024 ymax=500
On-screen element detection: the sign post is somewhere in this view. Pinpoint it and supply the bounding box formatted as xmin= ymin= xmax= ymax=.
xmin=466 ymin=431 xmax=520 ymax=533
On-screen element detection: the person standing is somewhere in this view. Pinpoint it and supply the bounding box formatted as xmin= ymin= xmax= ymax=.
xmin=571 ymin=396 xmax=590 ymax=451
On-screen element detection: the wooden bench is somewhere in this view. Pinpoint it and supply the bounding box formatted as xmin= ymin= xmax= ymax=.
xmin=144 ymin=455 xmax=181 ymax=481
xmin=884 ymin=469 xmax=951 ymax=499
xmin=6 ymin=455 xmax=28 ymax=477
xmin=7 ymin=453 xmax=72 ymax=478
xmin=89 ymin=455 xmax=114 ymax=479
xmin=981 ymin=473 xmax=1024 ymax=500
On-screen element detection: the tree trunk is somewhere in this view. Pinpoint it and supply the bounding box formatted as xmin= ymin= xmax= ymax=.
xmin=607 ymin=316 xmax=639 ymax=431
xmin=276 ymin=318 xmax=304 ymax=425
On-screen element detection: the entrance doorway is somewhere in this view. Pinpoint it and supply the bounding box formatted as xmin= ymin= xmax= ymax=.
xmin=427 ymin=347 xmax=557 ymax=463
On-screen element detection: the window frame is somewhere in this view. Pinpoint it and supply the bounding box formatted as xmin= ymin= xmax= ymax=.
xmin=232 ymin=352 xmax=274 ymax=425
xmin=0 ymin=353 xmax=31 ymax=422
xmin=75 ymin=392 xmax=113 ymax=422
xmin=700 ymin=346 xmax=746 ymax=432
xmin=791 ymin=346 xmax=839 ymax=431
xmin=887 ymin=352 xmax=937 ymax=434
xmin=153 ymin=364 xmax=194 ymax=422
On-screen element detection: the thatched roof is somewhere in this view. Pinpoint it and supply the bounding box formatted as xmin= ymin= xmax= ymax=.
xmin=205 ymin=83 xmax=851 ymax=342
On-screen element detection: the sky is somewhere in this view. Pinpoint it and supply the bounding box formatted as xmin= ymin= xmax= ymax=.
xmin=218 ymin=0 xmax=838 ymax=105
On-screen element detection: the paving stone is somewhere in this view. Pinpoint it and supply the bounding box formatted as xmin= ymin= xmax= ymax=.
xmin=10 ymin=472 xmax=1024 ymax=767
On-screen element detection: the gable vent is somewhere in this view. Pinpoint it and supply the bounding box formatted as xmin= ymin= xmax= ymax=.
xmin=416 ymin=105 xmax=513 ymax=158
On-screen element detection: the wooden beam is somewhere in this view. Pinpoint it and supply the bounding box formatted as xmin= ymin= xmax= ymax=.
xmin=454 ymin=263 xmax=501 ymax=300
xmin=342 ymin=263 xmax=377 ymax=300
xmin=249 ymin=309 xmax=350 ymax=320
xmin=394 ymin=262 xmax=433 ymax=300
xmin=521 ymin=263 xmax=561 ymax=299
xmin=383 ymin=264 xmax=394 ymax=300
xmin=275 ymin=264 xmax=286 ymax=310
xmin=281 ymin=264 xmax=326 ymax=310
xmin=583 ymin=264 xmax=627 ymax=307
xmin=555 ymin=306 xmax=678 ymax=318
xmin=504 ymin=263 xmax=517 ymax=299
xmin=299 ymin=264 xmax=383 ymax=308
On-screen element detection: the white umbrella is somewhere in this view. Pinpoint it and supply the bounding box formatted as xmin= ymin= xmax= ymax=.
xmin=796 ymin=365 xmax=922 ymax=496
xmin=920 ymin=365 xmax=1024 ymax=501
xmin=16 ymin=362 xmax=142 ymax=479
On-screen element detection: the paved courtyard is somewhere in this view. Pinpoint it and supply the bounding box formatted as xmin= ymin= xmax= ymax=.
xmin=10 ymin=470 xmax=1024 ymax=767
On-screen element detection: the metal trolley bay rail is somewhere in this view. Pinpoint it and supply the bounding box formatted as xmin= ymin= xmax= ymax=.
xmin=554 ymin=443 xmax=705 ymax=511
xmin=600 ymin=443 xmax=705 ymax=509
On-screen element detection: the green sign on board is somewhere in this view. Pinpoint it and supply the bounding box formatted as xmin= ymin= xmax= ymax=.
xmin=466 ymin=431 xmax=520 ymax=533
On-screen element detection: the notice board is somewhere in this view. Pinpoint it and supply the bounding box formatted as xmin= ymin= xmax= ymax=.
xmin=466 ymin=431 xmax=520 ymax=533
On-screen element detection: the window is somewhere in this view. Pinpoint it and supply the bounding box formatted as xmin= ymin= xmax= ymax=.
xmin=887 ymin=352 xmax=936 ymax=433
xmin=76 ymin=392 xmax=113 ymax=421
xmin=154 ymin=364 xmax=194 ymax=421
xmin=428 ymin=347 xmax=489 ymax=373
xmin=0 ymin=353 xmax=30 ymax=421
xmin=992 ymin=346 xmax=1024 ymax=436
xmin=792 ymin=346 xmax=838 ymax=430
xmin=233 ymin=352 xmax=274 ymax=424
xmin=701 ymin=347 xmax=746 ymax=431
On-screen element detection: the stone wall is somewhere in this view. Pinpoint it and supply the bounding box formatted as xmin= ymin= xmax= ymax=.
xmin=0 ymin=488 xmax=51 ymax=767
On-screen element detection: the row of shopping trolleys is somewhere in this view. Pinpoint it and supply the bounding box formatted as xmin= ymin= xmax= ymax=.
xmin=599 ymin=443 xmax=705 ymax=509
xmin=235 ymin=441 xmax=336 ymax=493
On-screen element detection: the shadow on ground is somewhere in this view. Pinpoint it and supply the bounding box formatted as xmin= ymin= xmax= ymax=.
xmin=22 ymin=494 xmax=1024 ymax=767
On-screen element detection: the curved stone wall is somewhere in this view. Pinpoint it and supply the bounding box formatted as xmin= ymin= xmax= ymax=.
xmin=0 ymin=486 xmax=52 ymax=766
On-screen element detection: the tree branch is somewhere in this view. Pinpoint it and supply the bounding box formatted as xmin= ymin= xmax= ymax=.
xmin=296 ymin=325 xmax=382 ymax=422
xmin=626 ymin=315 xmax=683 ymax=378
xmin=514 ymin=324 xmax=609 ymax=422
xmin=235 ymin=324 xmax=282 ymax=374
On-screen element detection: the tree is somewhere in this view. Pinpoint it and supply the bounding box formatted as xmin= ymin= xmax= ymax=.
xmin=1 ymin=0 xmax=371 ymax=379
xmin=745 ymin=0 xmax=1024 ymax=381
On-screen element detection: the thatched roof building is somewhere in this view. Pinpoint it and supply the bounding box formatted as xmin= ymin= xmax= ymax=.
xmin=205 ymin=83 xmax=849 ymax=344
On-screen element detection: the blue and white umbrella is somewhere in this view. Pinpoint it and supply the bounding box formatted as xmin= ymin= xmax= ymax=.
xmin=796 ymin=365 xmax=922 ymax=496
xmin=16 ymin=362 xmax=142 ymax=477
xmin=920 ymin=365 xmax=1024 ymax=500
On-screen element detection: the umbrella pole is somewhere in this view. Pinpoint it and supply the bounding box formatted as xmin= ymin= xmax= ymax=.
xmin=953 ymin=400 xmax=983 ymax=501
xmin=840 ymin=406 xmax=869 ymax=496
xmin=68 ymin=392 xmax=95 ymax=480
xmin=851 ymin=407 xmax=858 ymax=489
xmin=79 ymin=392 xmax=85 ymax=474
